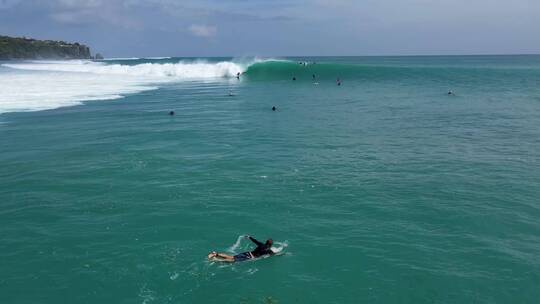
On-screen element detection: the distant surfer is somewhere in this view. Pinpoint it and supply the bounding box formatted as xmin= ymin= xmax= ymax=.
xmin=208 ymin=236 xmax=274 ymax=262
xmin=228 ymin=90 xmax=234 ymax=96
xmin=448 ymin=90 xmax=454 ymax=95
xmin=169 ymin=111 xmax=175 ymax=116
xmin=292 ymin=76 xmax=296 ymax=81
xmin=336 ymin=78 xmax=341 ymax=86
xmin=236 ymin=72 xmax=240 ymax=80
xmin=312 ymin=74 xmax=316 ymax=80
xmin=272 ymin=106 xmax=276 ymax=111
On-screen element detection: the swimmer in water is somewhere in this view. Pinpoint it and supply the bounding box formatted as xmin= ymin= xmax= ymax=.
xmin=272 ymin=106 xmax=276 ymax=111
xmin=337 ymin=78 xmax=341 ymax=86
xmin=208 ymin=236 xmax=274 ymax=262
xmin=292 ymin=76 xmax=296 ymax=81
xmin=169 ymin=111 xmax=175 ymax=116
xmin=448 ymin=90 xmax=454 ymax=95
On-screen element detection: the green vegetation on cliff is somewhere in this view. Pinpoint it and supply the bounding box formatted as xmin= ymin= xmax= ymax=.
xmin=0 ymin=35 xmax=95 ymax=60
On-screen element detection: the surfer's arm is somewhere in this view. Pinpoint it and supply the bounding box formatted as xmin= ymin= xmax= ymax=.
xmin=248 ymin=236 xmax=263 ymax=246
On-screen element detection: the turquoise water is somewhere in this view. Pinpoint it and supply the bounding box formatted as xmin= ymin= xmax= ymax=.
xmin=1 ymin=56 xmax=540 ymax=303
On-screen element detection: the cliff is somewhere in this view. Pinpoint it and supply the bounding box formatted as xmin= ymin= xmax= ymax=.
xmin=0 ymin=35 xmax=95 ymax=60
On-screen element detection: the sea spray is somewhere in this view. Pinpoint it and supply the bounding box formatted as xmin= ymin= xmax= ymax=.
xmin=271 ymin=241 xmax=288 ymax=255
xmin=226 ymin=236 xmax=288 ymax=255
xmin=227 ymin=235 xmax=246 ymax=253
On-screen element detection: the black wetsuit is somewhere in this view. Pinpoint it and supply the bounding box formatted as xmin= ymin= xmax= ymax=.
xmin=234 ymin=237 xmax=274 ymax=261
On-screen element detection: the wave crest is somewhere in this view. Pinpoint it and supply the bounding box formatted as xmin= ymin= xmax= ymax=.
xmin=3 ymin=60 xmax=245 ymax=79
xmin=0 ymin=58 xmax=281 ymax=114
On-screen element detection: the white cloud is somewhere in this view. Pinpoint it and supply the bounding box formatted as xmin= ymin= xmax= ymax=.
xmin=50 ymin=10 xmax=90 ymax=24
xmin=55 ymin=0 xmax=104 ymax=9
xmin=188 ymin=24 xmax=216 ymax=38
xmin=47 ymin=1 xmax=141 ymax=30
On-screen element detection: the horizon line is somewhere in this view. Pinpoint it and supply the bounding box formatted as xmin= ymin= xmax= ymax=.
xmin=101 ymin=53 xmax=540 ymax=59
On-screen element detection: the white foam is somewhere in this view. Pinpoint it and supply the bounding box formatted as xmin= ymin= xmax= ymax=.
xmin=0 ymin=68 xmax=158 ymax=114
xmin=271 ymin=241 xmax=288 ymax=254
xmin=0 ymin=59 xmax=249 ymax=114
xmin=227 ymin=235 xmax=246 ymax=253
xmin=227 ymin=235 xmax=288 ymax=255
xmin=3 ymin=60 xmax=244 ymax=79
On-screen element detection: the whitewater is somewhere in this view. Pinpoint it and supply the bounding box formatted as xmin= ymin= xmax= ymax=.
xmin=0 ymin=59 xmax=249 ymax=114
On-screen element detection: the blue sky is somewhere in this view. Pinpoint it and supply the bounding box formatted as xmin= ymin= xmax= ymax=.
xmin=1 ymin=0 xmax=539 ymax=57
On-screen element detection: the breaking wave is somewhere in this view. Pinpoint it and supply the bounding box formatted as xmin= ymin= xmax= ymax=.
xmin=3 ymin=59 xmax=245 ymax=79
xmin=0 ymin=57 xmax=365 ymax=114
xmin=0 ymin=58 xmax=256 ymax=114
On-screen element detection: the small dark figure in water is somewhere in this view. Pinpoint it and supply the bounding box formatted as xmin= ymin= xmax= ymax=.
xmin=312 ymin=74 xmax=316 ymax=80
xmin=292 ymin=76 xmax=296 ymax=81
xmin=337 ymin=77 xmax=341 ymax=86
xmin=169 ymin=111 xmax=175 ymax=116
xmin=236 ymin=72 xmax=240 ymax=80
xmin=208 ymin=236 xmax=274 ymax=263
xmin=448 ymin=90 xmax=454 ymax=95
xmin=272 ymin=106 xmax=276 ymax=111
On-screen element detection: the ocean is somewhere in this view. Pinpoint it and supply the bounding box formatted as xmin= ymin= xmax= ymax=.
xmin=1 ymin=56 xmax=539 ymax=303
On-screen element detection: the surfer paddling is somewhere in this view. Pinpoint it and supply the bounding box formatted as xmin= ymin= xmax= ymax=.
xmin=208 ymin=235 xmax=274 ymax=262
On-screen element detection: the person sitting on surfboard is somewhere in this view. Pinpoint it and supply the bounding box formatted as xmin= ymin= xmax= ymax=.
xmin=208 ymin=235 xmax=274 ymax=262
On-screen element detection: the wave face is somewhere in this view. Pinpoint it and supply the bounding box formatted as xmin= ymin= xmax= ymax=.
xmin=0 ymin=59 xmax=248 ymax=114
xmin=243 ymin=60 xmax=361 ymax=81
xmin=3 ymin=55 xmax=540 ymax=114
xmin=241 ymin=59 xmax=430 ymax=82
xmin=242 ymin=56 xmax=540 ymax=82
